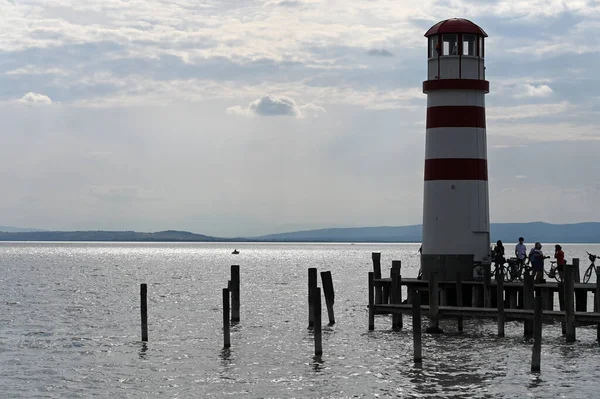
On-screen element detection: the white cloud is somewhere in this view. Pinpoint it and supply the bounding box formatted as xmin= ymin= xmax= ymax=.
xmin=17 ymin=92 xmax=53 ymax=105
xmin=516 ymin=84 xmax=553 ymax=98
xmin=227 ymin=95 xmax=326 ymax=118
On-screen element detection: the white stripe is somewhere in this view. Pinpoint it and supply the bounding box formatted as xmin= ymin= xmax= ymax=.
xmin=425 ymin=127 xmax=487 ymax=160
xmin=427 ymin=90 xmax=486 ymax=108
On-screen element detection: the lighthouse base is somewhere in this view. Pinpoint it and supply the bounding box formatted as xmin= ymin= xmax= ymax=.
xmin=420 ymin=254 xmax=476 ymax=281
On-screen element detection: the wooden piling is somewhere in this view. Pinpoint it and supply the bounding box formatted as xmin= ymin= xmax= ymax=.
xmin=320 ymin=271 xmax=336 ymax=325
xmin=572 ymin=258 xmax=580 ymax=283
xmin=231 ymin=265 xmax=240 ymax=322
xmin=496 ymin=271 xmax=505 ymax=337
xmin=308 ymin=268 xmax=317 ymax=328
xmin=576 ymin=289 xmax=587 ymax=312
xmin=426 ymin=273 xmax=442 ymax=334
xmin=372 ymin=252 xmax=382 ymax=304
xmin=596 ymin=267 xmax=600 ymax=342
xmin=483 ymin=264 xmax=491 ymax=308
xmin=391 ymin=260 xmax=402 ymax=330
xmin=223 ymin=288 xmax=231 ymax=348
xmin=412 ymin=291 xmax=422 ymax=363
xmin=472 ymin=285 xmax=480 ymax=308
xmin=558 ymin=281 xmax=566 ymax=334
xmin=456 ymin=272 xmax=463 ymax=332
xmin=564 ymin=264 xmax=576 ymax=342
xmin=523 ymin=272 xmax=534 ymax=336
xmin=509 ymin=288 xmax=518 ymax=309
xmin=531 ymin=290 xmax=543 ymax=373
xmin=368 ymin=272 xmax=375 ymax=331
xmin=140 ymin=283 xmax=148 ymax=342
xmin=313 ymin=287 xmax=323 ymax=356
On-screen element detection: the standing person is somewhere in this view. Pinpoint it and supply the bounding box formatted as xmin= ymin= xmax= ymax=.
xmin=515 ymin=237 xmax=527 ymax=273
xmin=555 ymin=244 xmax=566 ymax=281
xmin=529 ymin=242 xmax=550 ymax=283
xmin=492 ymin=240 xmax=506 ymax=271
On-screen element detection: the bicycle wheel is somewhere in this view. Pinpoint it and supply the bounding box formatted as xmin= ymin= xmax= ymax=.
xmin=583 ymin=266 xmax=593 ymax=283
xmin=503 ymin=265 xmax=512 ymax=282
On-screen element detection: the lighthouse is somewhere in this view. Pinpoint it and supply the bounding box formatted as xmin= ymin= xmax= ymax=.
xmin=420 ymin=18 xmax=491 ymax=280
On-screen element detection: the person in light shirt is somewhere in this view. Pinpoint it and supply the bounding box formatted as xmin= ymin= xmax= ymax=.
xmin=515 ymin=237 xmax=527 ymax=269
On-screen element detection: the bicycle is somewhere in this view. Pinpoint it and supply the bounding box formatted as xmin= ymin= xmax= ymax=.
xmin=545 ymin=261 xmax=562 ymax=282
xmin=473 ymin=260 xmax=517 ymax=282
xmin=582 ymin=252 xmax=599 ymax=283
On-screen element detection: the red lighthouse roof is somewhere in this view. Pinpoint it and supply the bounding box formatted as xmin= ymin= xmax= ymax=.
xmin=424 ymin=18 xmax=488 ymax=37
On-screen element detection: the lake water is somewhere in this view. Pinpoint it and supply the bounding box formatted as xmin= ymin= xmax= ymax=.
xmin=1 ymin=242 xmax=600 ymax=398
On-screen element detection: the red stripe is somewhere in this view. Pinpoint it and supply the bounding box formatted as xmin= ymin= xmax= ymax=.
xmin=424 ymin=158 xmax=487 ymax=181
xmin=423 ymin=79 xmax=489 ymax=93
xmin=427 ymin=106 xmax=486 ymax=128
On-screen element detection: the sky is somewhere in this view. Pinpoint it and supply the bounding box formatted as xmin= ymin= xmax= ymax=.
xmin=1 ymin=0 xmax=600 ymax=237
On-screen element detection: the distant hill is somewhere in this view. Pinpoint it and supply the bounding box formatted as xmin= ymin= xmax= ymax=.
xmin=0 ymin=222 xmax=598 ymax=243
xmin=0 ymin=230 xmax=232 ymax=242
xmin=0 ymin=226 xmax=45 ymax=233
xmin=255 ymin=222 xmax=600 ymax=243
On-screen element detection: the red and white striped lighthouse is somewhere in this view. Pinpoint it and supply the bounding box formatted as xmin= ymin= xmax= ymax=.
xmin=420 ymin=18 xmax=491 ymax=280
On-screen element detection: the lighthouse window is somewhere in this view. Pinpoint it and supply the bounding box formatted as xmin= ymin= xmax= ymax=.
xmin=429 ymin=35 xmax=439 ymax=58
xmin=462 ymin=34 xmax=476 ymax=56
xmin=442 ymin=34 xmax=458 ymax=55
xmin=479 ymin=37 xmax=484 ymax=58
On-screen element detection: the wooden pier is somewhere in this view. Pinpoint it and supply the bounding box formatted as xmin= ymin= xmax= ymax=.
xmin=368 ymin=253 xmax=600 ymax=344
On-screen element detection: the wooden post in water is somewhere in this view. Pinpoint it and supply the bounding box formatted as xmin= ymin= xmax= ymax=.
xmin=426 ymin=273 xmax=442 ymax=333
xmin=313 ymin=287 xmax=323 ymax=356
xmin=483 ymin=264 xmax=492 ymax=308
xmin=412 ymin=291 xmax=422 ymax=363
xmin=320 ymin=271 xmax=336 ymax=325
xmin=372 ymin=252 xmax=382 ymax=304
xmin=140 ymin=283 xmax=148 ymax=342
xmin=231 ymin=265 xmax=240 ymax=322
xmin=472 ymin=285 xmax=480 ymax=308
xmin=523 ymin=272 xmax=534 ymax=336
xmin=391 ymin=260 xmax=402 ymax=330
xmin=509 ymin=288 xmax=518 ymax=310
xmin=368 ymin=272 xmax=375 ymax=331
xmin=496 ymin=271 xmax=505 ymax=337
xmin=531 ymin=289 xmax=543 ymax=373
xmin=456 ymin=273 xmax=464 ymax=332
xmin=308 ymin=268 xmax=317 ymax=328
xmin=564 ymin=264 xmax=576 ymax=342
xmin=558 ymin=281 xmax=566 ymax=334
xmin=223 ymin=288 xmax=231 ymax=348
xmin=572 ymin=258 xmax=580 ymax=283
xmin=596 ymin=267 xmax=600 ymax=343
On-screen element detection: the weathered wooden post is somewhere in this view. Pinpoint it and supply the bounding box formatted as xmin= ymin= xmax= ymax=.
xmin=320 ymin=271 xmax=336 ymax=325
xmin=572 ymin=258 xmax=581 ymax=282
xmin=472 ymin=284 xmax=481 ymax=308
xmin=531 ymin=289 xmax=543 ymax=373
xmin=391 ymin=260 xmax=402 ymax=330
xmin=223 ymin=288 xmax=231 ymax=348
xmin=412 ymin=290 xmax=422 ymax=363
xmin=456 ymin=272 xmax=463 ymax=332
xmin=372 ymin=252 xmax=382 ymax=304
xmin=509 ymin=288 xmax=518 ymax=309
xmin=140 ymin=283 xmax=148 ymax=342
xmin=231 ymin=265 xmax=240 ymax=322
xmin=308 ymin=268 xmax=317 ymax=328
xmin=523 ymin=271 xmax=534 ymax=336
xmin=313 ymin=287 xmax=323 ymax=356
xmin=368 ymin=272 xmax=375 ymax=331
xmin=483 ymin=265 xmax=491 ymax=308
xmin=496 ymin=271 xmax=505 ymax=337
xmin=564 ymin=264 xmax=576 ymax=342
xmin=558 ymin=280 xmax=566 ymax=334
xmin=426 ymin=273 xmax=442 ymax=333
xmin=596 ymin=266 xmax=600 ymax=343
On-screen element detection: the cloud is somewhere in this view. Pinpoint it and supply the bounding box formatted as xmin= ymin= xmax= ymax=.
xmin=516 ymin=175 xmax=527 ymax=179
xmin=227 ymin=95 xmax=326 ymax=118
xmin=17 ymin=92 xmax=53 ymax=105
xmin=516 ymin=84 xmax=553 ymax=98
xmin=366 ymin=49 xmax=394 ymax=57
